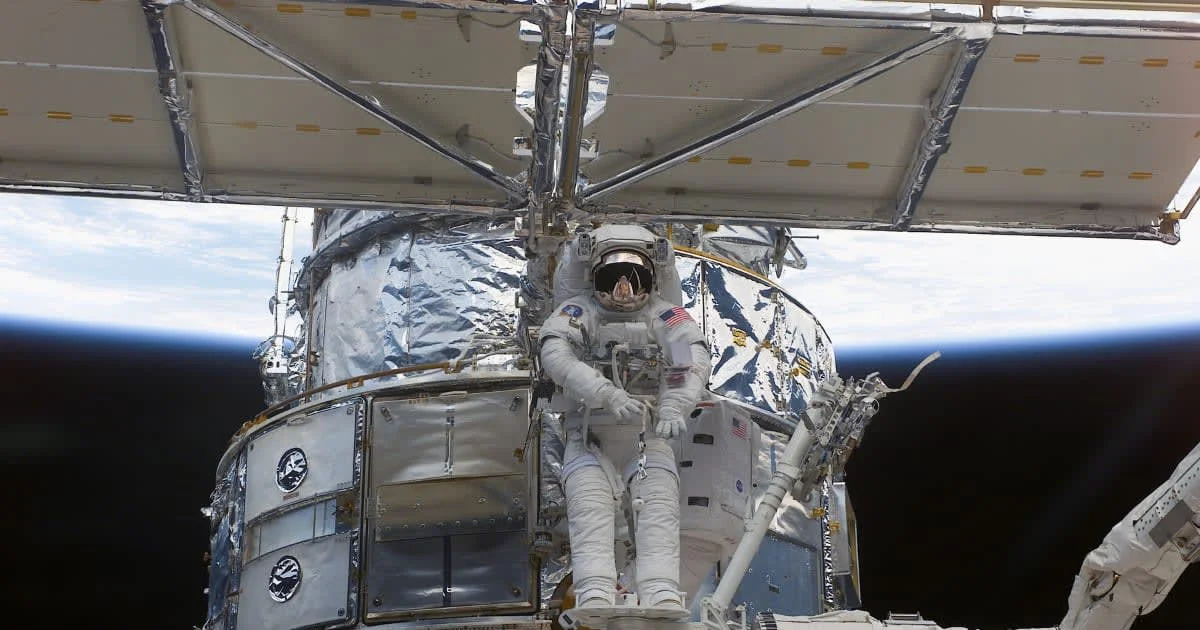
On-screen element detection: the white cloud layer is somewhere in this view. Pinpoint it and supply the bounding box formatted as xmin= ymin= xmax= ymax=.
xmin=1 ymin=193 xmax=1198 ymax=350
xmin=782 ymin=228 xmax=1200 ymax=350
xmin=0 ymin=194 xmax=286 ymax=340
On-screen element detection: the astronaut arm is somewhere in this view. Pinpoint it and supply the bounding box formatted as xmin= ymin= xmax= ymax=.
xmin=539 ymin=335 xmax=619 ymax=409
xmin=1059 ymin=441 xmax=1200 ymax=630
xmin=656 ymin=312 xmax=712 ymax=422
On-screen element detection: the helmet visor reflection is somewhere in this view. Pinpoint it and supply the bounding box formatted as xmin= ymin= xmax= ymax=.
xmin=594 ymin=251 xmax=653 ymax=295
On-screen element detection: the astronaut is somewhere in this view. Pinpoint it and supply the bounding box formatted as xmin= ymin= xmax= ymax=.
xmin=1059 ymin=441 xmax=1200 ymax=630
xmin=538 ymin=225 xmax=711 ymax=611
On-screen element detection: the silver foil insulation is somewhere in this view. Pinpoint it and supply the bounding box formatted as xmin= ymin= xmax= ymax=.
xmin=297 ymin=210 xmax=835 ymax=418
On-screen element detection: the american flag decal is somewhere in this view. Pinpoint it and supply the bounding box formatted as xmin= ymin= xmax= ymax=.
xmin=659 ymin=306 xmax=693 ymax=328
xmin=731 ymin=416 xmax=748 ymax=439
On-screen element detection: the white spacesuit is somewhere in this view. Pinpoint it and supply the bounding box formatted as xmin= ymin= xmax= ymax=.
xmin=538 ymin=225 xmax=711 ymax=611
xmin=1059 ymin=441 xmax=1200 ymax=630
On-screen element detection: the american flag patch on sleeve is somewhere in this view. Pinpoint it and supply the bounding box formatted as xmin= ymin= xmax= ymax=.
xmin=731 ymin=416 xmax=749 ymax=439
xmin=659 ymin=306 xmax=693 ymax=328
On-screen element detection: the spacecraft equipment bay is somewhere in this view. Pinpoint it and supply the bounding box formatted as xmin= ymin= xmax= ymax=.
xmin=1 ymin=2 xmax=1198 ymax=630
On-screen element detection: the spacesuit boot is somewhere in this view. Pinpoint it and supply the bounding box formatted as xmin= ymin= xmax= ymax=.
xmin=628 ymin=437 xmax=685 ymax=610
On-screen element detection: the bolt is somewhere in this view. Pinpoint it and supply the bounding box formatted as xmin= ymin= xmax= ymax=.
xmin=337 ymin=608 xmax=345 ymax=616
xmin=373 ymin=596 xmax=383 ymax=606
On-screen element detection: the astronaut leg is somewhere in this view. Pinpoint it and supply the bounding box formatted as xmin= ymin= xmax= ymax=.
xmin=626 ymin=437 xmax=682 ymax=608
xmin=563 ymin=424 xmax=621 ymax=607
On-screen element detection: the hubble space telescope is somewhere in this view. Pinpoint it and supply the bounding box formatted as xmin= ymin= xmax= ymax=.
xmin=1 ymin=2 xmax=1199 ymax=630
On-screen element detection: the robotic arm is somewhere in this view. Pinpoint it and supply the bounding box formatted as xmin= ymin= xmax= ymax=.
xmin=1059 ymin=441 xmax=1200 ymax=630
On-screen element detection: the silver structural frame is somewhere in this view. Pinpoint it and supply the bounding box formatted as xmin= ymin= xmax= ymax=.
xmin=219 ymin=0 xmax=541 ymax=13
xmin=891 ymin=26 xmax=993 ymax=229
xmin=577 ymin=30 xmax=959 ymax=205
xmin=1 ymin=0 xmax=1194 ymax=244
xmin=527 ymin=3 xmax=569 ymax=231
xmin=554 ymin=7 xmax=597 ymax=206
xmin=180 ymin=0 xmax=528 ymax=203
xmin=143 ymin=0 xmax=205 ymax=199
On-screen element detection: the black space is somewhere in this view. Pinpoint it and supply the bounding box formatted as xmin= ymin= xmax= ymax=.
xmin=2 ymin=321 xmax=1198 ymax=629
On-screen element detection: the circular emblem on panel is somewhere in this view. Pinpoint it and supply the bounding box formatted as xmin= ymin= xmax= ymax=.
xmin=276 ymin=447 xmax=308 ymax=493
xmin=268 ymin=555 xmax=302 ymax=602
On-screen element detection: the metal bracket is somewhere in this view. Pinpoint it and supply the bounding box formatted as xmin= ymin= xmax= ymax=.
xmin=142 ymin=0 xmax=205 ymax=200
xmin=892 ymin=27 xmax=994 ymax=229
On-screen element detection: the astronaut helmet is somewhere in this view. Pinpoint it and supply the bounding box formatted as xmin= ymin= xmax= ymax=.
xmin=585 ymin=225 xmax=661 ymax=312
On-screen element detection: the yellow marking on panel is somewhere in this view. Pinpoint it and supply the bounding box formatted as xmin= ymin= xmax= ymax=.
xmin=821 ymin=46 xmax=848 ymax=56
xmin=847 ymin=161 xmax=870 ymax=170
xmin=356 ymin=127 xmax=381 ymax=136
xmin=276 ymin=3 xmax=304 ymax=14
xmin=0 ymin=108 xmax=8 ymax=116
xmin=1022 ymin=168 xmax=1046 ymax=176
xmin=344 ymin=7 xmax=371 ymax=17
xmin=1081 ymin=170 xmax=1105 ymax=178
xmin=687 ymin=156 xmax=702 ymax=163
xmin=295 ymin=123 xmax=321 ymax=133
xmin=731 ymin=329 xmax=748 ymax=347
xmin=47 ymin=111 xmax=72 ymax=120
xmin=1143 ymin=58 xmax=1169 ymax=68
xmin=1079 ymin=56 xmax=1105 ymax=65
xmin=1129 ymin=171 xmax=1154 ymax=180
xmin=1195 ymin=60 xmax=1200 ymax=68
xmin=108 ymin=114 xmax=134 ymax=123
xmin=829 ymin=521 xmax=842 ymax=534
xmin=757 ymin=44 xmax=783 ymax=54
xmin=234 ymin=121 xmax=258 ymax=129
xmin=787 ymin=159 xmax=811 ymax=167
xmin=711 ymin=42 xmax=728 ymax=52
xmin=1014 ymin=54 xmax=1041 ymax=63
xmin=963 ymin=166 xmax=988 ymax=174
xmin=727 ymin=156 xmax=753 ymax=165
xmin=702 ymin=224 xmax=719 ymax=232
xmin=793 ymin=356 xmax=812 ymax=378
xmin=401 ymin=9 xmax=418 ymax=20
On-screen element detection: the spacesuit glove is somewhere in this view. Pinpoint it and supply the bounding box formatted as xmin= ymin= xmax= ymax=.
xmin=606 ymin=388 xmax=647 ymax=422
xmin=655 ymin=407 xmax=687 ymax=439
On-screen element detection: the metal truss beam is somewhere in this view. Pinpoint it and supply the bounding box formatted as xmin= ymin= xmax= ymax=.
xmin=616 ymin=0 xmax=981 ymax=28
xmin=242 ymin=0 xmax=539 ymax=14
xmin=892 ymin=28 xmax=992 ymax=229
xmin=578 ymin=31 xmax=958 ymax=205
xmin=585 ymin=206 xmax=1178 ymax=244
xmin=181 ymin=0 xmax=526 ymax=202
xmin=143 ymin=1 xmax=205 ymax=199
xmin=554 ymin=8 xmax=597 ymax=205
xmin=994 ymin=5 xmax=1200 ymax=41
xmin=527 ymin=4 xmax=568 ymax=229
xmin=0 ymin=178 xmax=517 ymax=215
xmin=616 ymin=1 xmax=1200 ymax=40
